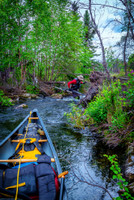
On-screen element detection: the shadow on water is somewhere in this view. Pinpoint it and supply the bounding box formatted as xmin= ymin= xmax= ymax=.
xmin=0 ymin=118 xmax=24 ymax=141
xmin=0 ymin=97 xmax=124 ymax=200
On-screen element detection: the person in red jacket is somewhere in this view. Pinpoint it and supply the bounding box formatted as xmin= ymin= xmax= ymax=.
xmin=68 ymin=75 xmax=84 ymax=91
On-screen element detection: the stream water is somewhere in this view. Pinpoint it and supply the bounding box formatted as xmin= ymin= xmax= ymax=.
xmin=0 ymin=96 xmax=125 ymax=200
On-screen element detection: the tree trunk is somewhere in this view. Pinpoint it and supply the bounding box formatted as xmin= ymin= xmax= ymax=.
xmin=88 ymin=0 xmax=110 ymax=79
xmin=51 ymin=52 xmax=56 ymax=81
xmin=120 ymin=0 xmax=134 ymax=40
xmin=123 ymin=21 xmax=130 ymax=76
xmin=123 ymin=34 xmax=128 ymax=76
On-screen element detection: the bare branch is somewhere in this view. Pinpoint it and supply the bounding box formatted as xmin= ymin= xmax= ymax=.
xmin=119 ymin=0 xmax=134 ymax=23
xmin=72 ymin=165 xmax=114 ymax=200
xmin=92 ymin=3 xmax=126 ymax=11
xmin=79 ymin=2 xmax=126 ymax=11
xmin=84 ymin=162 xmax=98 ymax=184
xmin=60 ymin=156 xmax=114 ymax=200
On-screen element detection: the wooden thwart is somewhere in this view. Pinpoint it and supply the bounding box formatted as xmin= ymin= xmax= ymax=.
xmin=11 ymin=139 xmax=48 ymax=143
xmin=28 ymin=117 xmax=39 ymax=120
xmin=0 ymin=158 xmax=55 ymax=163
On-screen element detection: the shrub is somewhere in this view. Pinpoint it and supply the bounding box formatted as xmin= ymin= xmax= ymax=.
xmin=65 ymin=103 xmax=87 ymax=128
xmin=0 ymin=90 xmax=13 ymax=107
xmin=84 ymin=95 xmax=107 ymax=123
xmin=26 ymin=85 xmax=39 ymax=94
xmin=84 ymin=80 xmax=125 ymax=127
xmin=123 ymin=73 xmax=134 ymax=108
xmin=104 ymin=154 xmax=134 ymax=200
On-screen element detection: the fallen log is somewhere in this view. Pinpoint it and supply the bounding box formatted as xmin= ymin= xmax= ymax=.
xmin=43 ymin=81 xmax=65 ymax=85
xmin=79 ymin=85 xmax=99 ymax=107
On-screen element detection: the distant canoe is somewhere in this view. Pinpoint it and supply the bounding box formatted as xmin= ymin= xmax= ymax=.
xmin=0 ymin=109 xmax=68 ymax=200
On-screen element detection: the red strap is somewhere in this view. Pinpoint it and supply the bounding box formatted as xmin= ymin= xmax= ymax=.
xmin=52 ymin=167 xmax=60 ymax=193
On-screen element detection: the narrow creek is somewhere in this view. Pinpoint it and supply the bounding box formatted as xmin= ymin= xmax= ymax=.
xmin=0 ymin=97 xmax=126 ymax=200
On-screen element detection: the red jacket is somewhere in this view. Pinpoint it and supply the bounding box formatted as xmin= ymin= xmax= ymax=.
xmin=68 ymin=79 xmax=83 ymax=89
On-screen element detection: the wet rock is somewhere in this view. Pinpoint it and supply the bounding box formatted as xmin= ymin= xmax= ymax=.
xmin=15 ymin=104 xmax=28 ymax=109
xmin=20 ymin=93 xmax=38 ymax=99
xmin=128 ymin=145 xmax=134 ymax=155
xmin=125 ymin=165 xmax=134 ymax=180
xmin=128 ymin=182 xmax=134 ymax=194
xmin=125 ymin=144 xmax=134 ymax=181
xmin=31 ymin=94 xmax=38 ymax=98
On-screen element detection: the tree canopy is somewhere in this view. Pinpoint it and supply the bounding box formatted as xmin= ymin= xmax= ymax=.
xmin=0 ymin=0 xmax=94 ymax=87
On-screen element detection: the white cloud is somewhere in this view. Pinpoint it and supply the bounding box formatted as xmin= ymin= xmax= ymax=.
xmin=98 ymin=27 xmax=124 ymax=47
xmin=93 ymin=27 xmax=125 ymax=61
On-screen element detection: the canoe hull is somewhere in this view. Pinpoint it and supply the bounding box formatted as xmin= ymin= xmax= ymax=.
xmin=0 ymin=109 xmax=67 ymax=200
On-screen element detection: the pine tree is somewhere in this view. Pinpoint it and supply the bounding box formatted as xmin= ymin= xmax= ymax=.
xmin=83 ymin=10 xmax=95 ymax=47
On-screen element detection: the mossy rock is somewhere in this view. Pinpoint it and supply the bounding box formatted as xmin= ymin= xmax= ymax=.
xmin=51 ymin=94 xmax=63 ymax=99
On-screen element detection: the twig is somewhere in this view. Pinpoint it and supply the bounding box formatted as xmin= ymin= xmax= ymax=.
xmin=71 ymin=166 xmax=114 ymax=200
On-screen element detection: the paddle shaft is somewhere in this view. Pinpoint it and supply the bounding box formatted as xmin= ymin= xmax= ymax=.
xmin=0 ymin=158 xmax=55 ymax=163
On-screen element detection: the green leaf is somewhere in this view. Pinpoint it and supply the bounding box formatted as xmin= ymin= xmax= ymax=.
xmin=113 ymin=175 xmax=117 ymax=179
xmin=115 ymin=197 xmax=122 ymax=200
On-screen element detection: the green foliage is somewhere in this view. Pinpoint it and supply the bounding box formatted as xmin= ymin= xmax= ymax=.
xmin=26 ymin=85 xmax=39 ymax=94
xmin=83 ymin=10 xmax=95 ymax=46
xmin=0 ymin=90 xmax=13 ymax=107
xmin=0 ymin=0 xmax=96 ymax=87
xmin=84 ymin=94 xmax=107 ymax=123
xmin=28 ymin=1 xmax=91 ymax=81
xmin=123 ymin=73 xmax=134 ymax=108
xmin=79 ymin=45 xmax=93 ymax=74
xmin=65 ymin=103 xmax=88 ymax=128
xmin=128 ymin=54 xmax=134 ymax=70
xmin=84 ymin=80 xmax=126 ymax=129
xmin=105 ymin=47 xmax=124 ymax=73
xmin=104 ymin=155 xmax=134 ymax=200
xmin=105 ymin=47 xmax=115 ymax=71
